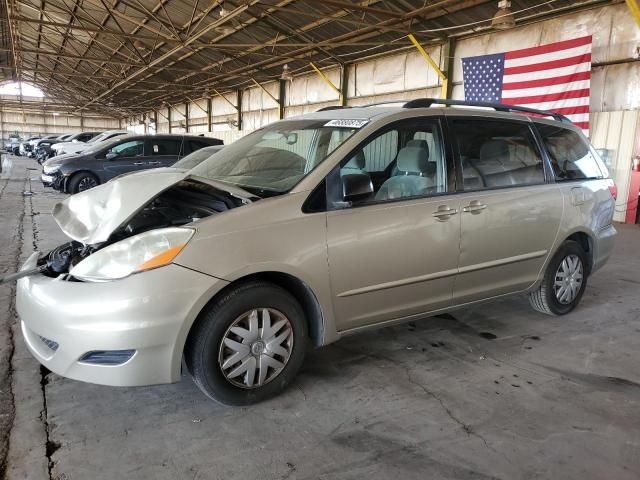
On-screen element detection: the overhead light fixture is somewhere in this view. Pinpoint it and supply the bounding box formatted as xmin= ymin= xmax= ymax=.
xmin=219 ymin=1 xmax=227 ymax=17
xmin=280 ymin=64 xmax=293 ymax=82
xmin=491 ymin=0 xmax=516 ymax=30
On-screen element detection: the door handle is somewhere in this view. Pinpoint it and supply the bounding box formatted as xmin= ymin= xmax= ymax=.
xmin=147 ymin=161 xmax=162 ymax=165
xmin=133 ymin=161 xmax=145 ymax=165
xmin=432 ymin=205 xmax=458 ymax=221
xmin=463 ymin=200 xmax=487 ymax=214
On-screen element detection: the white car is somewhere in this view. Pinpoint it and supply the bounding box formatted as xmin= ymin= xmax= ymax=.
xmin=50 ymin=131 xmax=112 ymax=156
xmin=52 ymin=130 xmax=128 ymax=156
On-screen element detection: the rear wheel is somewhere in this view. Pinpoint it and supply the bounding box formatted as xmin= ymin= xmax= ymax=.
xmin=68 ymin=172 xmax=99 ymax=193
xmin=185 ymin=281 xmax=308 ymax=405
xmin=529 ymin=240 xmax=588 ymax=315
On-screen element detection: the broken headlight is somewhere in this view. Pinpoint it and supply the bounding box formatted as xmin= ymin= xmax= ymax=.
xmin=69 ymin=227 xmax=194 ymax=282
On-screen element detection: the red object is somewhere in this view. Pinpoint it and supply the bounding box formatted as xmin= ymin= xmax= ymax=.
xmin=625 ymin=167 xmax=640 ymax=224
xmin=605 ymin=179 xmax=617 ymax=201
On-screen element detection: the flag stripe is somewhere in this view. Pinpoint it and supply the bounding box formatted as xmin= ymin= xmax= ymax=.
xmin=544 ymin=105 xmax=590 ymax=116
xmin=502 ymin=88 xmax=590 ymax=105
xmin=501 ymin=71 xmax=591 ymax=90
xmin=502 ymin=80 xmax=590 ymax=99
xmin=515 ymin=97 xmax=590 ymax=111
xmin=504 ymin=44 xmax=592 ymax=68
xmin=572 ymin=121 xmax=589 ymax=129
xmin=504 ymin=36 xmax=592 ymax=60
xmin=563 ymin=113 xmax=590 ymax=123
xmin=502 ymin=62 xmax=591 ymax=83
xmin=503 ymin=54 xmax=591 ymax=75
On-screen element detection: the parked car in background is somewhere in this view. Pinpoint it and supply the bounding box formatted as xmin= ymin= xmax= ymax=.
xmin=42 ymin=134 xmax=223 ymax=193
xmin=50 ymin=131 xmax=102 ymax=156
xmin=4 ymin=134 xmax=22 ymax=154
xmin=27 ymin=135 xmax=60 ymax=158
xmin=18 ymin=136 xmax=41 ymax=156
xmin=170 ymin=144 xmax=224 ymax=170
xmin=52 ymin=130 xmax=128 ymax=156
xmin=35 ymin=134 xmax=74 ymax=164
xmin=18 ymin=99 xmax=616 ymax=405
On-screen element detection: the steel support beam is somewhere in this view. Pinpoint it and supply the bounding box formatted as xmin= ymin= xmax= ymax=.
xmin=340 ymin=64 xmax=349 ymax=107
xmin=407 ymin=34 xmax=448 ymax=99
xmin=185 ymin=102 xmax=189 ymax=133
xmin=310 ymin=62 xmax=341 ymax=104
xmin=207 ymin=97 xmax=212 ymax=132
xmin=278 ymin=79 xmax=286 ymax=120
xmin=236 ymin=90 xmax=242 ymax=131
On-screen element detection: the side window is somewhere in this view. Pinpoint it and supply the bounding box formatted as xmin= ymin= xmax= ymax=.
xmin=110 ymin=140 xmax=144 ymax=157
xmin=333 ymin=120 xmax=447 ymax=206
xmin=452 ymin=119 xmax=545 ymax=190
xmin=147 ymin=139 xmax=180 ymax=156
xmin=536 ymin=124 xmax=603 ymax=180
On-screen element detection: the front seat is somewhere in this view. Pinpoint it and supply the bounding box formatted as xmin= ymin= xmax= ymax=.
xmin=375 ymin=143 xmax=434 ymax=200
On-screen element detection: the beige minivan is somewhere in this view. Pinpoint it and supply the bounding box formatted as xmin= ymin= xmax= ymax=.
xmin=16 ymin=99 xmax=617 ymax=405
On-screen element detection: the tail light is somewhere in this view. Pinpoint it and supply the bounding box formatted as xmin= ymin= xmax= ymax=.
xmin=605 ymin=179 xmax=617 ymax=200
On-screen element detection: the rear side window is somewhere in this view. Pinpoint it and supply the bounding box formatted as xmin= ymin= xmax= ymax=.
xmin=188 ymin=140 xmax=209 ymax=153
xmin=148 ymin=139 xmax=181 ymax=155
xmin=451 ymin=119 xmax=545 ymax=190
xmin=536 ymin=124 xmax=603 ymax=180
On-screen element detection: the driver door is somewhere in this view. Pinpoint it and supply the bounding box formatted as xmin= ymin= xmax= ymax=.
xmin=326 ymin=118 xmax=461 ymax=331
xmin=102 ymin=139 xmax=146 ymax=180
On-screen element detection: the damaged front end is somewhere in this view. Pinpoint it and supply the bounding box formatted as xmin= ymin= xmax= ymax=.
xmin=35 ymin=170 xmax=253 ymax=281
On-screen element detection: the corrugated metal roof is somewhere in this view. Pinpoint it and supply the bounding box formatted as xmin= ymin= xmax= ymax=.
xmin=0 ymin=0 xmax=614 ymax=117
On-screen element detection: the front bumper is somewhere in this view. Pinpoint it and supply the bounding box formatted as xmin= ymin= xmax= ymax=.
xmin=41 ymin=173 xmax=54 ymax=186
xmin=17 ymin=252 xmax=227 ymax=386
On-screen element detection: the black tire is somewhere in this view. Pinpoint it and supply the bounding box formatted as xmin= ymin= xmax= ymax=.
xmin=184 ymin=281 xmax=308 ymax=405
xmin=67 ymin=172 xmax=99 ymax=194
xmin=529 ymin=240 xmax=588 ymax=316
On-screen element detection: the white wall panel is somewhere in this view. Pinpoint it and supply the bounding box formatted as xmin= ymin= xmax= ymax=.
xmin=591 ymin=110 xmax=640 ymax=222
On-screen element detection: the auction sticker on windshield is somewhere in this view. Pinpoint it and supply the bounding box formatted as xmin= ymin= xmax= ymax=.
xmin=324 ymin=119 xmax=369 ymax=128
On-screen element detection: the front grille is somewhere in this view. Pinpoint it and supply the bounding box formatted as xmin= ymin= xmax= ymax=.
xmin=78 ymin=350 xmax=136 ymax=365
xmin=39 ymin=335 xmax=59 ymax=352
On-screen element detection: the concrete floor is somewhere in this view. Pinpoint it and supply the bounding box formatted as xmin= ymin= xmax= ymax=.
xmin=1 ymin=155 xmax=639 ymax=480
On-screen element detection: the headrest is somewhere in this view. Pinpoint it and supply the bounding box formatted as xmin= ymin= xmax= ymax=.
xmin=407 ymin=139 xmax=429 ymax=152
xmin=480 ymin=139 xmax=509 ymax=161
xmin=397 ymin=146 xmax=429 ymax=173
xmin=344 ymin=150 xmax=365 ymax=170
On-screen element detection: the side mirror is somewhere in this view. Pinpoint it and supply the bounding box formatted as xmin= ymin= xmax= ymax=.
xmin=105 ymin=152 xmax=118 ymax=160
xmin=341 ymin=173 xmax=373 ymax=202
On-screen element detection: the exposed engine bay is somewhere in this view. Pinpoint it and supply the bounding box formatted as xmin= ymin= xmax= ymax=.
xmin=35 ymin=179 xmax=249 ymax=279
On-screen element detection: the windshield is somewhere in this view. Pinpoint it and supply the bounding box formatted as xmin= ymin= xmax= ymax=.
xmin=189 ymin=120 xmax=358 ymax=196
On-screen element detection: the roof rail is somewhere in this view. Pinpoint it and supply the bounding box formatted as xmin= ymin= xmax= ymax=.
xmin=402 ymin=98 xmax=571 ymax=124
xmin=316 ymin=106 xmax=350 ymax=112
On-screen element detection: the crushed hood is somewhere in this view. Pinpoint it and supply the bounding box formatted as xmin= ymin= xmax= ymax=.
xmin=52 ymin=168 xmax=256 ymax=245
xmin=52 ymin=169 xmax=188 ymax=244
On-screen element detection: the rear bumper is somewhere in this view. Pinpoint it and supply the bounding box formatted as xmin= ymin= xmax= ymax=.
xmin=592 ymin=224 xmax=616 ymax=273
xmin=17 ymin=252 xmax=227 ymax=386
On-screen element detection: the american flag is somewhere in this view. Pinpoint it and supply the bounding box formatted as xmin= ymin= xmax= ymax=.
xmin=462 ymin=36 xmax=592 ymax=135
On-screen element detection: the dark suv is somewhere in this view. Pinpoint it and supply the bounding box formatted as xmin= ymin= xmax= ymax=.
xmin=42 ymin=134 xmax=223 ymax=193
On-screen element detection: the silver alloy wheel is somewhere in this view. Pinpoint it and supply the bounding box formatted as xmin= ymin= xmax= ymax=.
xmin=553 ymin=254 xmax=583 ymax=304
xmin=218 ymin=308 xmax=293 ymax=389
xmin=77 ymin=176 xmax=97 ymax=191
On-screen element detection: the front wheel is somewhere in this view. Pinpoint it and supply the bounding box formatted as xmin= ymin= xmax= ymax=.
xmin=529 ymin=240 xmax=588 ymax=315
xmin=67 ymin=172 xmax=99 ymax=193
xmin=184 ymin=281 xmax=308 ymax=405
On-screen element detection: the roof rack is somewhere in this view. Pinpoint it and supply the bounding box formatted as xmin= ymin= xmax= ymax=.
xmin=316 ymin=106 xmax=350 ymax=112
xmin=403 ymin=98 xmax=571 ymax=123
